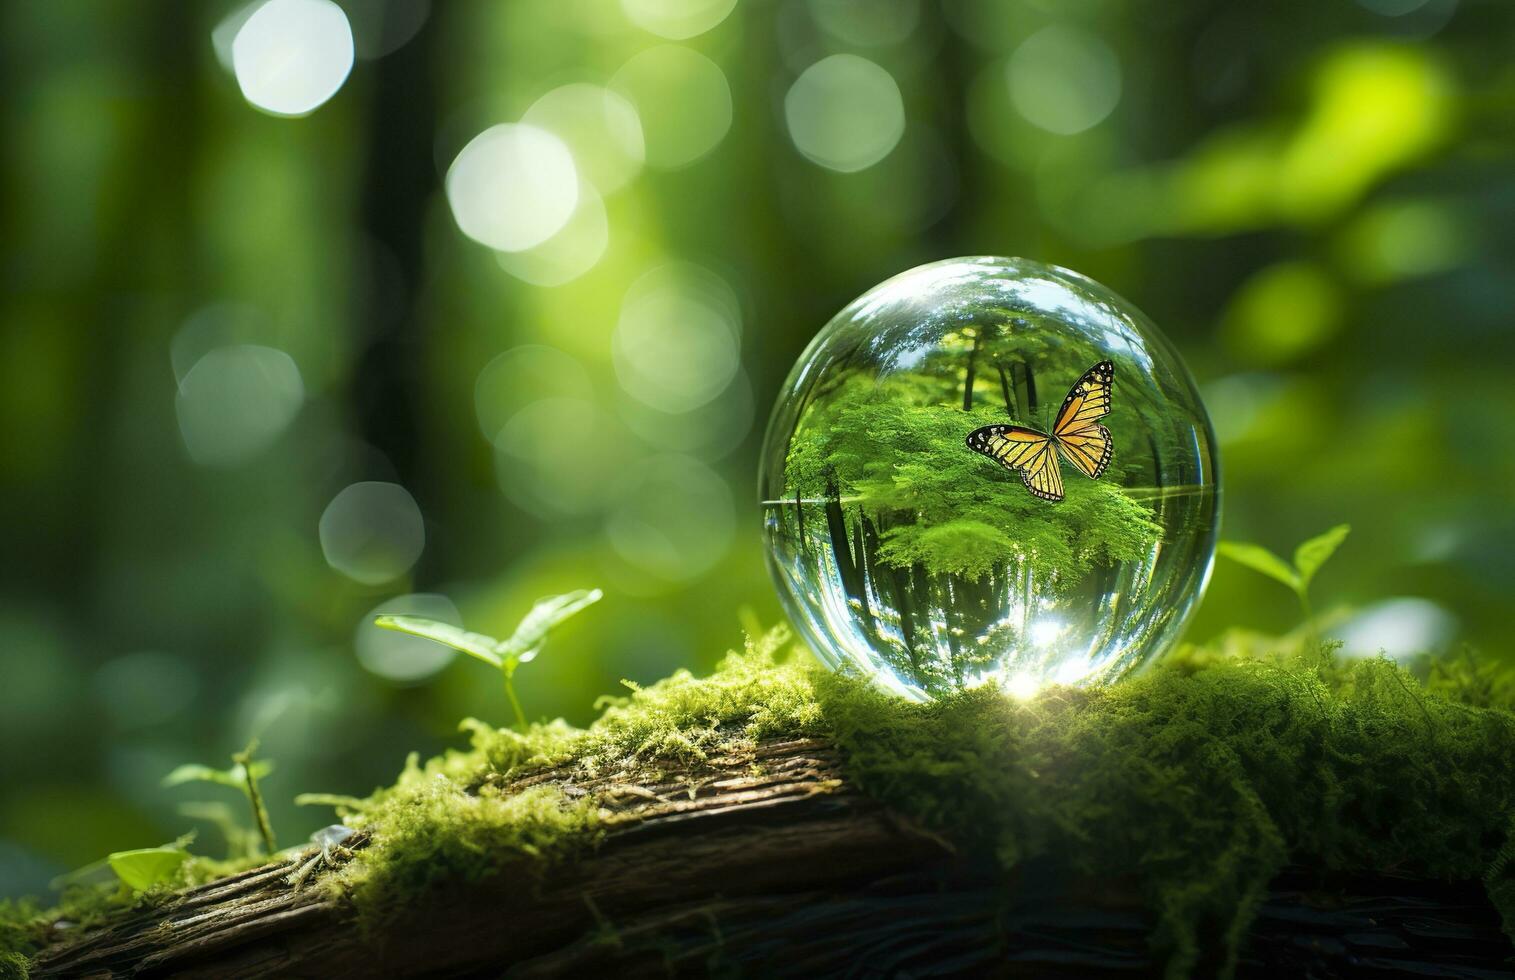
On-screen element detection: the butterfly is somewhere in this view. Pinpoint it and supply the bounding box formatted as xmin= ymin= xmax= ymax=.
xmin=965 ymin=360 xmax=1114 ymax=502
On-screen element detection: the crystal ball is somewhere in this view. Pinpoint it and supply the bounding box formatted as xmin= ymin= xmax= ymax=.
xmin=760 ymin=257 xmax=1219 ymax=700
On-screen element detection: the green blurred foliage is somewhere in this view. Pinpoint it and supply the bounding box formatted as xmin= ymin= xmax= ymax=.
xmin=1 ymin=0 xmax=1512 ymax=897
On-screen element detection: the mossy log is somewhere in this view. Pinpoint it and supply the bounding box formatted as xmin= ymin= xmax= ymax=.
xmin=28 ymin=735 xmax=1514 ymax=979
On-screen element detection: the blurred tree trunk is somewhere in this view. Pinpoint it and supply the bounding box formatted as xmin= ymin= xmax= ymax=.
xmin=29 ymin=735 xmax=1515 ymax=979
xmin=349 ymin=0 xmax=438 ymax=552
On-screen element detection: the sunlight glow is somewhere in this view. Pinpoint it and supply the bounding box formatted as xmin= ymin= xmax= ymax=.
xmin=1030 ymin=619 xmax=1064 ymax=649
xmin=1006 ymin=672 xmax=1040 ymax=700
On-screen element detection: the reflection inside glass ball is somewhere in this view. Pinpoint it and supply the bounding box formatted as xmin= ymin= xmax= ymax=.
xmin=760 ymin=257 xmax=1220 ymax=700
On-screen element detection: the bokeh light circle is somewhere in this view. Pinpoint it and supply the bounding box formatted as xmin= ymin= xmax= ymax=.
xmin=231 ymin=0 xmax=355 ymax=117
xmin=356 ymin=593 xmax=461 ymax=682
xmin=621 ymin=0 xmax=737 ymax=40
xmin=1006 ymin=25 xmax=1122 ymax=135
xmin=175 ymin=345 xmax=304 ymax=467
xmin=446 ymin=124 xmax=580 ymax=252
xmin=605 ymin=454 xmax=735 ymax=581
xmin=809 ymin=0 xmax=921 ymax=47
xmin=613 ymin=263 xmax=742 ymax=412
xmin=522 ymin=83 xmax=645 ymax=195
xmin=474 ymin=345 xmax=592 ymax=442
xmin=785 ymin=54 xmax=906 ymax=172
xmin=495 ymin=180 xmax=609 ymax=286
xmin=318 ymin=481 xmax=425 ymax=585
xmin=493 ymin=397 xmax=610 ymax=517
xmin=611 ymin=46 xmax=732 ymax=169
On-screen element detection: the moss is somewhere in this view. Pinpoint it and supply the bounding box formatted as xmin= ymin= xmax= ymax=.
xmin=8 ymin=631 xmax=1515 ymax=979
xmin=326 ymin=629 xmax=822 ymax=930
xmin=329 ymin=631 xmax=1515 ymax=978
xmin=820 ymin=651 xmax=1515 ymax=976
xmin=0 ymin=950 xmax=28 ymax=980
xmin=0 ymin=848 xmax=267 ymax=971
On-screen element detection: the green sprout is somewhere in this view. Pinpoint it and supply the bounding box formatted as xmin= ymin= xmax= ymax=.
xmin=1217 ymin=523 xmax=1350 ymax=650
xmin=163 ymin=739 xmax=277 ymax=856
xmin=375 ymin=588 xmax=603 ymax=731
xmin=104 ymin=831 xmax=196 ymax=892
xmin=107 ymin=846 xmax=188 ymax=893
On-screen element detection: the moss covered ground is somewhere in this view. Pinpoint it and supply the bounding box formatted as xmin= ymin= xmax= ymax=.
xmin=5 ymin=632 xmax=1515 ymax=979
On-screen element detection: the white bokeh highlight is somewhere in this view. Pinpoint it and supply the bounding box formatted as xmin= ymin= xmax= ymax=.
xmin=523 ymin=83 xmax=645 ymax=195
xmin=231 ymin=0 xmax=355 ymax=117
xmin=1336 ymin=598 xmax=1457 ymax=659
xmin=446 ymin=124 xmax=580 ymax=252
xmin=495 ymin=180 xmax=609 ymax=286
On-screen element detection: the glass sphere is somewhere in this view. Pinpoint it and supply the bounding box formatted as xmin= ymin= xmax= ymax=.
xmin=760 ymin=257 xmax=1219 ymax=700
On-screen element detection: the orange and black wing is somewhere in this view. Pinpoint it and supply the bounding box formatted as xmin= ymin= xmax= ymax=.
xmin=1051 ymin=360 xmax=1113 ymax=480
xmin=966 ymin=424 xmax=1065 ymax=502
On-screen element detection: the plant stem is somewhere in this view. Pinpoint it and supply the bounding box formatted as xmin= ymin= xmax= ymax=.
xmin=1297 ymin=589 xmax=1324 ymax=665
xmin=503 ymin=663 xmax=527 ymax=733
xmin=233 ymin=741 xmax=277 ymax=857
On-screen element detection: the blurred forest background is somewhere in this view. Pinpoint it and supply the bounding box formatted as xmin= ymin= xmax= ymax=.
xmin=2 ymin=0 xmax=1513 ymax=897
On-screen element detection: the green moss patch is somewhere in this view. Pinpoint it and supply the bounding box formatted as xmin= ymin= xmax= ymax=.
xmin=322 ymin=633 xmax=1515 ymax=977
xmin=7 ymin=636 xmax=1515 ymax=979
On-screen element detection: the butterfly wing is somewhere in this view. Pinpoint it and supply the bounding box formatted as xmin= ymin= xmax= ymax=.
xmin=966 ymin=425 xmax=1065 ymax=502
xmin=1051 ymin=360 xmax=1113 ymax=480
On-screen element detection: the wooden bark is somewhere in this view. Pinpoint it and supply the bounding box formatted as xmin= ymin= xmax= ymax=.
xmin=29 ymin=736 xmax=1515 ymax=979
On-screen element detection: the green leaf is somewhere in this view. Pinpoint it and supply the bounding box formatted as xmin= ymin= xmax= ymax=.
xmin=108 ymin=847 xmax=188 ymax=891
xmin=373 ymin=615 xmax=503 ymax=667
xmin=177 ymin=801 xmax=237 ymax=822
xmin=1293 ymin=524 xmax=1350 ymax=590
xmin=501 ymin=589 xmax=603 ymax=664
xmin=162 ymin=759 xmax=273 ymax=789
xmin=1216 ymin=541 xmax=1301 ymax=591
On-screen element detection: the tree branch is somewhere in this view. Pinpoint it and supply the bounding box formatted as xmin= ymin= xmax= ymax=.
xmin=29 ymin=737 xmax=1515 ymax=978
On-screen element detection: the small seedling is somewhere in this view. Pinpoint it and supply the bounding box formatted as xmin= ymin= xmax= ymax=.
xmin=163 ymin=739 xmax=278 ymax=856
xmin=1217 ymin=523 xmax=1350 ymax=651
xmin=375 ymin=588 xmax=603 ymax=731
xmin=106 ymin=832 xmax=195 ymax=892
